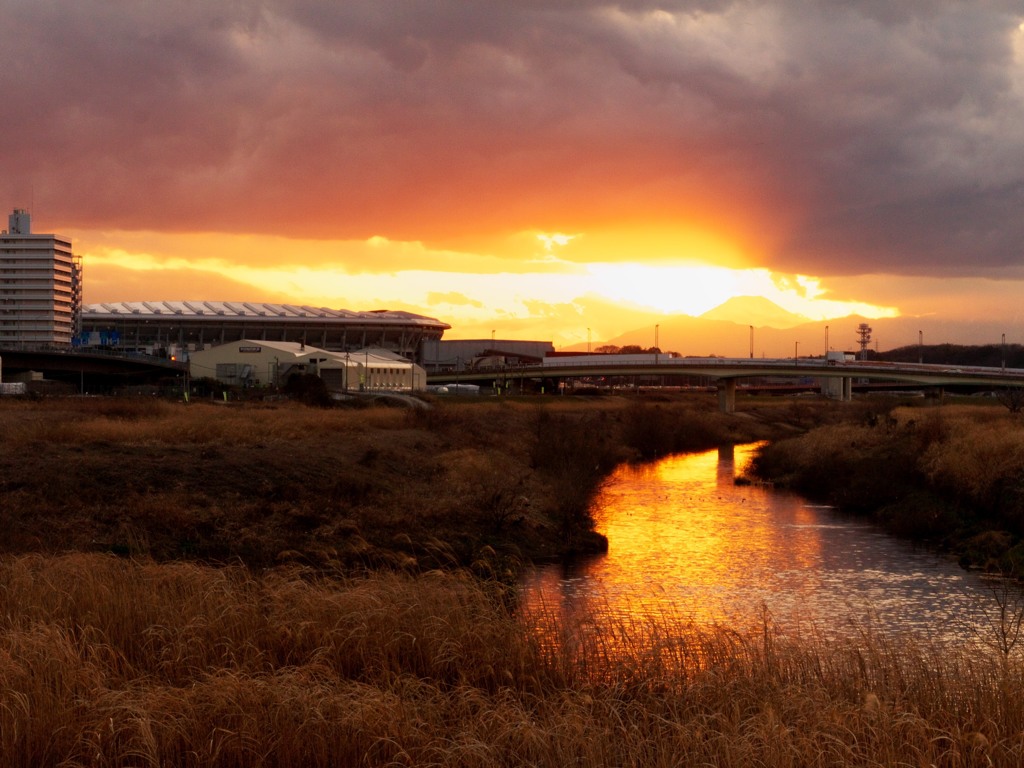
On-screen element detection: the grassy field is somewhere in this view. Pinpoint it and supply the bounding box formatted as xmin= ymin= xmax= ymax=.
xmin=0 ymin=393 xmax=787 ymax=570
xmin=2 ymin=551 xmax=1023 ymax=767
xmin=5 ymin=393 xmax=1020 ymax=765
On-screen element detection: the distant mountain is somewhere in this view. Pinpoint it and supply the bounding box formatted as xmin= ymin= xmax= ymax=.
xmin=699 ymin=296 xmax=809 ymax=329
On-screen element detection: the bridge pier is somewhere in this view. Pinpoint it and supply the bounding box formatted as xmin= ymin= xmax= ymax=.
xmin=717 ymin=379 xmax=736 ymax=413
xmin=821 ymin=376 xmax=854 ymax=401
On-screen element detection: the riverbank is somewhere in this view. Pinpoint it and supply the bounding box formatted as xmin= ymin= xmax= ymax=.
xmin=4 ymin=395 xmax=1024 ymax=765
xmin=750 ymin=401 xmax=1024 ymax=572
xmin=2 ymin=552 xmax=1021 ymax=767
xmin=0 ymin=393 xmax=798 ymax=571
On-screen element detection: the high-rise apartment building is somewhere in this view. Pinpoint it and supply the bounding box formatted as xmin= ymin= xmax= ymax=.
xmin=0 ymin=209 xmax=82 ymax=347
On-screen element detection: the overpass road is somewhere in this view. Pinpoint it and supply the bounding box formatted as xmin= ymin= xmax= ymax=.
xmin=429 ymin=357 xmax=1024 ymax=412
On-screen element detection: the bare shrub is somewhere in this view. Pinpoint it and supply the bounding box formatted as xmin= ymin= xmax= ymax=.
xmin=919 ymin=420 xmax=1024 ymax=513
xmin=997 ymin=387 xmax=1024 ymax=414
xmin=963 ymin=575 xmax=1024 ymax=665
xmin=531 ymin=410 xmax=623 ymax=550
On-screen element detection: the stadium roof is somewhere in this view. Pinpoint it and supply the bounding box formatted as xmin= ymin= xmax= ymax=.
xmin=83 ymin=301 xmax=449 ymax=328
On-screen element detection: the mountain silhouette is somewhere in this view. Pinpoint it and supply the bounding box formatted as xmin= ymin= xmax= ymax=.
xmin=699 ymin=296 xmax=810 ymax=329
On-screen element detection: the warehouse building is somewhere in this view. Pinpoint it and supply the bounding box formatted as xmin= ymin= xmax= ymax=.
xmin=79 ymin=301 xmax=449 ymax=364
xmin=188 ymin=339 xmax=426 ymax=392
xmin=421 ymin=338 xmax=554 ymax=372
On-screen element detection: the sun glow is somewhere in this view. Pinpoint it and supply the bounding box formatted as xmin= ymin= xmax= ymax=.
xmin=536 ymin=232 xmax=577 ymax=252
xmin=587 ymin=263 xmax=897 ymax=320
xmin=79 ymin=230 xmax=899 ymax=349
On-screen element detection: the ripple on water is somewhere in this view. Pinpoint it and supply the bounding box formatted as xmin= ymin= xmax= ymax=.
xmin=520 ymin=443 xmax=1016 ymax=645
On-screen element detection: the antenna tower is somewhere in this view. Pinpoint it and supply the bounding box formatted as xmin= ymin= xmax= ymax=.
xmin=856 ymin=323 xmax=872 ymax=360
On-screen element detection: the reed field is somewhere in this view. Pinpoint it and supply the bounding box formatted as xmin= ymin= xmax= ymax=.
xmin=751 ymin=401 xmax=1024 ymax=570
xmin=0 ymin=395 xmax=779 ymax=570
xmin=1 ymin=551 xmax=1023 ymax=767
xmin=6 ymin=393 xmax=1022 ymax=765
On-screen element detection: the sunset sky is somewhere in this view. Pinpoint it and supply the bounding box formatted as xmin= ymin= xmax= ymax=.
xmin=2 ymin=1 xmax=1023 ymax=350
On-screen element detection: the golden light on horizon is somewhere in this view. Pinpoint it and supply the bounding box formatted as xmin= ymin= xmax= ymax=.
xmin=77 ymin=225 xmax=902 ymax=353
xmin=5 ymin=0 xmax=1022 ymax=355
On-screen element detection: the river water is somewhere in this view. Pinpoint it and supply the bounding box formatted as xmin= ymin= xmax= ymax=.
xmin=520 ymin=443 xmax=1011 ymax=644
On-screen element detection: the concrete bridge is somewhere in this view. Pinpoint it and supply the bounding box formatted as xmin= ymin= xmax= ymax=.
xmin=0 ymin=348 xmax=186 ymax=393
xmin=428 ymin=357 xmax=1024 ymax=412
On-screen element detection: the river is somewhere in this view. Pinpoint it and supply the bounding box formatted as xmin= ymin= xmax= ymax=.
xmin=520 ymin=442 xmax=1014 ymax=645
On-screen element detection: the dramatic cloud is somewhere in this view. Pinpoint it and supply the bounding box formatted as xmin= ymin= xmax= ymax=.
xmin=2 ymin=0 xmax=1022 ymax=280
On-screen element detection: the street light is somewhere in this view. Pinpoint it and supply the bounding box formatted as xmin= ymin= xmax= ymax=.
xmin=749 ymin=326 xmax=753 ymax=359
xmin=1002 ymin=333 xmax=1007 ymax=370
xmin=794 ymin=341 xmax=799 ymax=364
xmin=655 ymin=324 xmax=659 ymax=363
xmin=825 ymin=325 xmax=829 ymax=355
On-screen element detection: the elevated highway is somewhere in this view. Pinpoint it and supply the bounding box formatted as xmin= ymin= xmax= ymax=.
xmin=429 ymin=357 xmax=1024 ymax=412
xmin=0 ymin=348 xmax=187 ymax=393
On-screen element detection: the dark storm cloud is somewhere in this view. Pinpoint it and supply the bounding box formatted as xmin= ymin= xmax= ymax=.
xmin=1 ymin=0 xmax=1021 ymax=275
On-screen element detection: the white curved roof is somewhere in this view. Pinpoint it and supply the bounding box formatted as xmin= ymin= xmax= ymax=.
xmin=83 ymin=301 xmax=448 ymax=327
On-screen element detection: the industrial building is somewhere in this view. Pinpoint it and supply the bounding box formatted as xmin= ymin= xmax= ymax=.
xmin=79 ymin=301 xmax=449 ymax=364
xmin=0 ymin=209 xmax=83 ymax=348
xmin=188 ymin=339 xmax=426 ymax=392
xmin=421 ymin=338 xmax=554 ymax=372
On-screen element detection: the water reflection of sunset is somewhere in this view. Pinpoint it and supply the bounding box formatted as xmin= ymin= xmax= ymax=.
xmin=520 ymin=442 xmax=994 ymax=658
xmin=579 ymin=443 xmax=823 ymax=629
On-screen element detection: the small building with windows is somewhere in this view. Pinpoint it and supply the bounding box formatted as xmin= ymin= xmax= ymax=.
xmin=188 ymin=339 xmax=425 ymax=392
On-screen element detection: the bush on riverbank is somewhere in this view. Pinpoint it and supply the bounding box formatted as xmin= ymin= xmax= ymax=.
xmin=1 ymin=552 xmax=1022 ymax=767
xmin=751 ymin=402 xmax=1024 ymax=570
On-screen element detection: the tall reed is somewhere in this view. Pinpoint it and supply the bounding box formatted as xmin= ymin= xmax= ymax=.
xmin=1 ymin=553 xmax=1022 ymax=767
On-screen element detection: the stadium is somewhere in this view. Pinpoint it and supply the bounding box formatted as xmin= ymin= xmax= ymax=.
xmin=80 ymin=301 xmax=450 ymax=364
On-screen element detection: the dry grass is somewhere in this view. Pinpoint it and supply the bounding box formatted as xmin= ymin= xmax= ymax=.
xmin=0 ymin=398 xmax=410 ymax=446
xmin=0 ymin=552 xmax=1022 ymax=767
xmin=752 ymin=402 xmax=1024 ymax=567
xmin=0 ymin=395 xmax=780 ymax=569
xmin=916 ymin=410 xmax=1024 ymax=501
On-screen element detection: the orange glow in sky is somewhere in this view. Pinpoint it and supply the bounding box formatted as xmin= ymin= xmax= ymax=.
xmin=76 ymin=227 xmax=899 ymax=350
xmin=5 ymin=2 xmax=1024 ymax=355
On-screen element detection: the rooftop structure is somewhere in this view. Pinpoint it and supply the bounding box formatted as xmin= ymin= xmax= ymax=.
xmin=80 ymin=301 xmax=450 ymax=363
xmin=0 ymin=209 xmax=83 ymax=348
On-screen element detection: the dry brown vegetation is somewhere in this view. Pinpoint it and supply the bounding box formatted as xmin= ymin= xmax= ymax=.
xmin=751 ymin=401 xmax=1024 ymax=571
xmin=0 ymin=394 xmax=778 ymax=570
xmin=3 ymin=395 xmax=1023 ymax=765
xmin=2 ymin=552 xmax=1023 ymax=767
